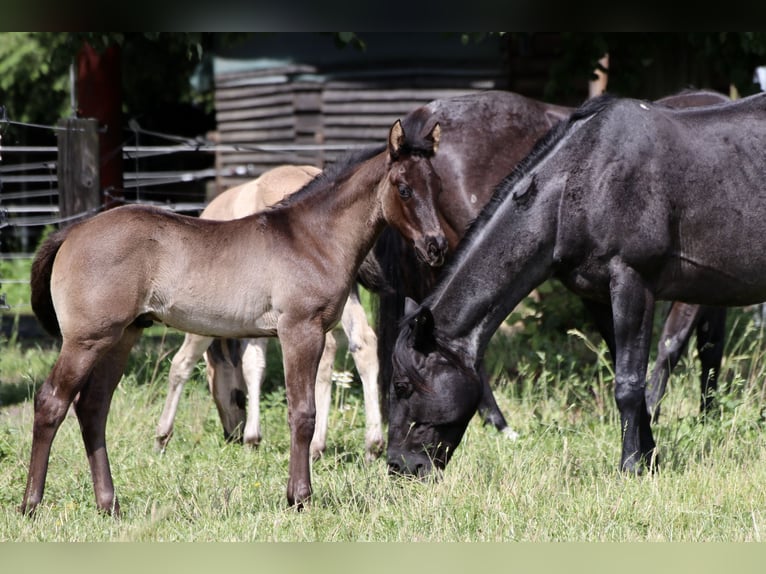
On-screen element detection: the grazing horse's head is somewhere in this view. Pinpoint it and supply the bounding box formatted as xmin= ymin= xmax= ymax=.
xmin=380 ymin=119 xmax=448 ymax=267
xmin=386 ymin=301 xmax=481 ymax=477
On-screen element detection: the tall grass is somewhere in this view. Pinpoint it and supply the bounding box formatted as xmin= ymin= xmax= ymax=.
xmin=3 ymin=305 xmax=766 ymax=541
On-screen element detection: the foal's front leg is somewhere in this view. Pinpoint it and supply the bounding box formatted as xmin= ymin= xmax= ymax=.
xmin=609 ymin=260 xmax=657 ymax=474
xmin=278 ymin=315 xmax=326 ymax=509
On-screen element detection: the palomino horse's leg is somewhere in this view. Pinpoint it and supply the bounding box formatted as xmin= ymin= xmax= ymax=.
xmin=609 ymin=260 xmax=657 ymax=474
xmin=20 ymin=334 xmax=121 ymax=516
xmin=239 ymin=337 xmax=268 ymax=446
xmin=340 ymin=290 xmax=385 ymax=460
xmin=277 ymin=314 xmax=326 ymax=509
xmin=73 ymin=326 xmax=142 ymax=515
xmin=206 ymin=338 xmax=248 ymax=443
xmin=645 ymin=302 xmax=699 ymax=422
xmin=155 ymin=333 xmax=214 ymax=451
xmin=310 ymin=331 xmax=337 ymax=460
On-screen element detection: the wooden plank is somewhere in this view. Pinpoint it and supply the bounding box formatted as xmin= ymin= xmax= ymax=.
xmin=56 ymin=117 xmax=100 ymax=225
xmin=216 ymin=104 xmax=295 ymax=122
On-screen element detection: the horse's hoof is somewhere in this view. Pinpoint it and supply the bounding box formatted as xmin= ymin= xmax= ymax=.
xmin=154 ymin=433 xmax=171 ymax=453
xmin=365 ymin=439 xmax=385 ymax=462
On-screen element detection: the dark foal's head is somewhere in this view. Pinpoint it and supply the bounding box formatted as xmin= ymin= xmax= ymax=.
xmin=381 ymin=119 xmax=448 ymax=268
xmin=386 ymin=301 xmax=482 ymax=477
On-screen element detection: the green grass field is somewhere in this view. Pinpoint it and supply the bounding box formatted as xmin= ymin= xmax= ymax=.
xmin=3 ymin=305 xmax=766 ymax=542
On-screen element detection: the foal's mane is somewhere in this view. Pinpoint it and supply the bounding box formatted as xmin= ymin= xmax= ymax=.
xmin=269 ymin=144 xmax=386 ymax=209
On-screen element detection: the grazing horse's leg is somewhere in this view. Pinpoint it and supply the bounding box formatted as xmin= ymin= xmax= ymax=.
xmin=73 ymin=326 xmax=142 ymax=515
xmin=206 ymin=339 xmax=248 ymax=443
xmin=20 ymin=335 xmax=120 ymax=516
xmin=278 ymin=315 xmax=325 ymax=509
xmin=609 ymin=261 xmax=657 ymax=474
xmin=645 ymin=303 xmax=699 ymax=422
xmin=340 ymin=289 xmax=384 ymax=460
xmin=310 ymin=331 xmax=337 ymax=460
xmin=476 ymin=363 xmax=518 ymax=439
xmin=695 ymin=307 xmax=726 ymax=415
xmin=155 ymin=333 xmax=214 ymax=451
xmin=240 ymin=338 xmax=268 ymax=447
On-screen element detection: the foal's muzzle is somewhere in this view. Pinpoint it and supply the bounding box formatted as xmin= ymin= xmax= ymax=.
xmin=418 ymin=234 xmax=448 ymax=267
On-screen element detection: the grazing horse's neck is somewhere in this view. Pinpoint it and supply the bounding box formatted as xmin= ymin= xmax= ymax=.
xmin=425 ymin=174 xmax=565 ymax=366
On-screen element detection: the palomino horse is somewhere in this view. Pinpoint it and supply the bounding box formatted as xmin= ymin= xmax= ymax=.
xmin=374 ymin=89 xmax=729 ymax=432
xmin=22 ymin=119 xmax=447 ymax=515
xmin=155 ymin=164 xmax=384 ymax=461
xmin=387 ymin=91 xmax=766 ymax=477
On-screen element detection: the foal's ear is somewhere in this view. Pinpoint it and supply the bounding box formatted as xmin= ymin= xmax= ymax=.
xmin=404 ymin=296 xmax=420 ymax=316
xmin=388 ymin=119 xmax=405 ymax=159
xmin=409 ymin=305 xmax=436 ymax=353
xmin=426 ymin=122 xmax=441 ymax=155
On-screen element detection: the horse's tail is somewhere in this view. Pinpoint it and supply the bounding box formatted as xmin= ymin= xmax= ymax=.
xmin=30 ymin=227 xmax=70 ymax=339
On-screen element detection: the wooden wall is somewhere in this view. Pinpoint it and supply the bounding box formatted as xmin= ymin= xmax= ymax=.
xmin=213 ymin=64 xmax=508 ymax=193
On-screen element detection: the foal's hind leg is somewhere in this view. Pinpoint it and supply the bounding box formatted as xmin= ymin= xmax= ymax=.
xmin=155 ymin=333 xmax=214 ymax=451
xmin=20 ymin=336 xmax=119 ymax=516
xmin=73 ymin=326 xmax=142 ymax=515
xmin=340 ymin=291 xmax=384 ymax=460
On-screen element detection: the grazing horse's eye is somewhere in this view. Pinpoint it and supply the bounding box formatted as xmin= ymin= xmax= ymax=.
xmin=393 ymin=378 xmax=413 ymax=399
xmin=398 ymin=184 xmax=412 ymax=199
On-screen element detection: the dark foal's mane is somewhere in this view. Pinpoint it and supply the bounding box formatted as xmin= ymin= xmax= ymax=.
xmin=269 ymin=144 xmax=386 ymax=209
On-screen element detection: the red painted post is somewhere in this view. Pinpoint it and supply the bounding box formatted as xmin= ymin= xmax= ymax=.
xmin=76 ymin=42 xmax=124 ymax=209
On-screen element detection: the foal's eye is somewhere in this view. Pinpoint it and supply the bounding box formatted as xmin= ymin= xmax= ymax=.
xmin=393 ymin=378 xmax=413 ymax=399
xmin=398 ymin=184 xmax=412 ymax=199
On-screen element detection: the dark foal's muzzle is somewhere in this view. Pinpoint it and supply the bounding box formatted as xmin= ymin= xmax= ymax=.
xmin=421 ymin=234 xmax=448 ymax=267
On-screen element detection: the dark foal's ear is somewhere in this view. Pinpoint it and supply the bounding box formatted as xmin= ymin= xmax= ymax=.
xmin=409 ymin=305 xmax=436 ymax=353
xmin=388 ymin=119 xmax=405 ymax=159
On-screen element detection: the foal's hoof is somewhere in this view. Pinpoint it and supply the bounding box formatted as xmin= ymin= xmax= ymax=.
xmin=365 ymin=438 xmax=385 ymax=462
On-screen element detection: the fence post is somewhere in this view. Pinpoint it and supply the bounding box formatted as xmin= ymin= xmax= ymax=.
xmin=57 ymin=117 xmax=100 ymax=226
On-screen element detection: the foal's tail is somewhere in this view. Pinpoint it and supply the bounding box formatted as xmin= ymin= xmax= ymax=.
xmin=30 ymin=227 xmax=71 ymax=339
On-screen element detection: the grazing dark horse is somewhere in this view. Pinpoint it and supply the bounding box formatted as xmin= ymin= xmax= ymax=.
xmin=21 ymin=120 xmax=447 ymax=516
xmin=387 ymin=91 xmax=766 ymax=478
xmin=374 ymin=90 xmax=570 ymax=434
xmin=375 ymin=89 xmax=730 ymax=431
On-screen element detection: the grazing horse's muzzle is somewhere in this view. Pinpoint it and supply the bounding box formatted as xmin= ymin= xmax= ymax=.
xmin=418 ymin=234 xmax=448 ymax=267
xmin=387 ymin=449 xmax=437 ymax=479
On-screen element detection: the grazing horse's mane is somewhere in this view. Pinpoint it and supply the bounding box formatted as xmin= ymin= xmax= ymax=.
xmin=270 ymin=144 xmax=386 ymax=209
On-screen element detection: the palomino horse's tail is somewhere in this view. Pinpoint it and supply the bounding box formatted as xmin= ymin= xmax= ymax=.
xmin=30 ymin=227 xmax=70 ymax=339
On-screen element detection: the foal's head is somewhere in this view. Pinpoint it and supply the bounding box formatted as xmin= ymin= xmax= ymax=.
xmin=380 ymin=120 xmax=448 ymax=268
xmin=386 ymin=301 xmax=482 ymax=478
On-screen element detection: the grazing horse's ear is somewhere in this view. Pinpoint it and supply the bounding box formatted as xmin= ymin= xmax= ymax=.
xmin=426 ymin=122 xmax=441 ymax=155
xmin=388 ymin=119 xmax=405 ymax=159
xmin=404 ymin=296 xmax=420 ymax=316
xmin=409 ymin=306 xmax=436 ymax=353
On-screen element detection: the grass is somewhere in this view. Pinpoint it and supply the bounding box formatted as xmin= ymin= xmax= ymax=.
xmin=3 ymin=308 xmax=766 ymax=542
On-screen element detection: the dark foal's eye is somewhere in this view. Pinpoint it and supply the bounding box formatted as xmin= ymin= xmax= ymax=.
xmin=393 ymin=378 xmax=413 ymax=399
xmin=398 ymin=184 xmax=412 ymax=199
